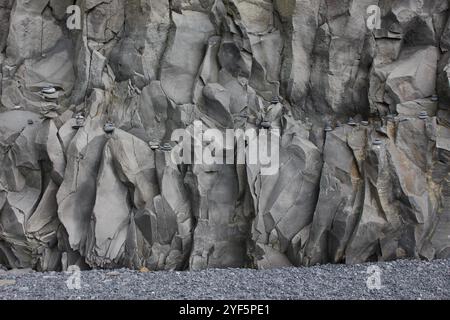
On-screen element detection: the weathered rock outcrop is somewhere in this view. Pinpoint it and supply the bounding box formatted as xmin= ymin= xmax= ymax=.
xmin=0 ymin=0 xmax=449 ymax=271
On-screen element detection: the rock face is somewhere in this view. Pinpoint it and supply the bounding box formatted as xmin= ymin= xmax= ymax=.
xmin=0 ymin=0 xmax=449 ymax=271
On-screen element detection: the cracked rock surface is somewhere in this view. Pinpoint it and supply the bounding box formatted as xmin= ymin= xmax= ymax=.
xmin=0 ymin=0 xmax=449 ymax=271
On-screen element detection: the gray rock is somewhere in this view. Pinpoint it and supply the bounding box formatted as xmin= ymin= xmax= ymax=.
xmin=145 ymin=150 xmax=193 ymax=271
xmin=56 ymin=90 xmax=109 ymax=255
xmin=249 ymin=117 xmax=322 ymax=268
xmin=160 ymin=10 xmax=215 ymax=104
xmin=385 ymin=47 xmax=439 ymax=104
xmin=0 ymin=0 xmax=449 ymax=272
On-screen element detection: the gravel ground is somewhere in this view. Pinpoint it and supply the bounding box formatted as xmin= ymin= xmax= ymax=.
xmin=0 ymin=259 xmax=448 ymax=300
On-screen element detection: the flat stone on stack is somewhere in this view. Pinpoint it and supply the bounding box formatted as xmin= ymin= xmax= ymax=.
xmin=160 ymin=143 xmax=172 ymax=151
xmin=72 ymin=114 xmax=85 ymax=129
xmin=104 ymin=122 xmax=115 ymax=133
xmin=373 ymin=138 xmax=383 ymax=146
xmin=418 ymin=111 xmax=429 ymax=120
xmin=149 ymin=141 xmax=160 ymax=150
xmin=324 ymin=122 xmax=333 ymax=132
xmin=41 ymin=86 xmax=56 ymax=94
xmin=260 ymin=121 xmax=271 ymax=129
xmin=271 ymin=96 xmax=280 ymax=104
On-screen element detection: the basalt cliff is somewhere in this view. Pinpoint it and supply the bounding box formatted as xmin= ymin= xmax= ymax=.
xmin=0 ymin=0 xmax=449 ymax=271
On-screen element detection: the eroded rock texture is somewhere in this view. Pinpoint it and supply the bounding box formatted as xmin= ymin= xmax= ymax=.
xmin=0 ymin=0 xmax=449 ymax=271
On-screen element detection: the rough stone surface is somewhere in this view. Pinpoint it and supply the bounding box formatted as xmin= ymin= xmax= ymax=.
xmin=0 ymin=0 xmax=449 ymax=272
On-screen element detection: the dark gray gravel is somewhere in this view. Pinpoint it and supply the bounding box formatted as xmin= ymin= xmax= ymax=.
xmin=0 ymin=259 xmax=448 ymax=300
